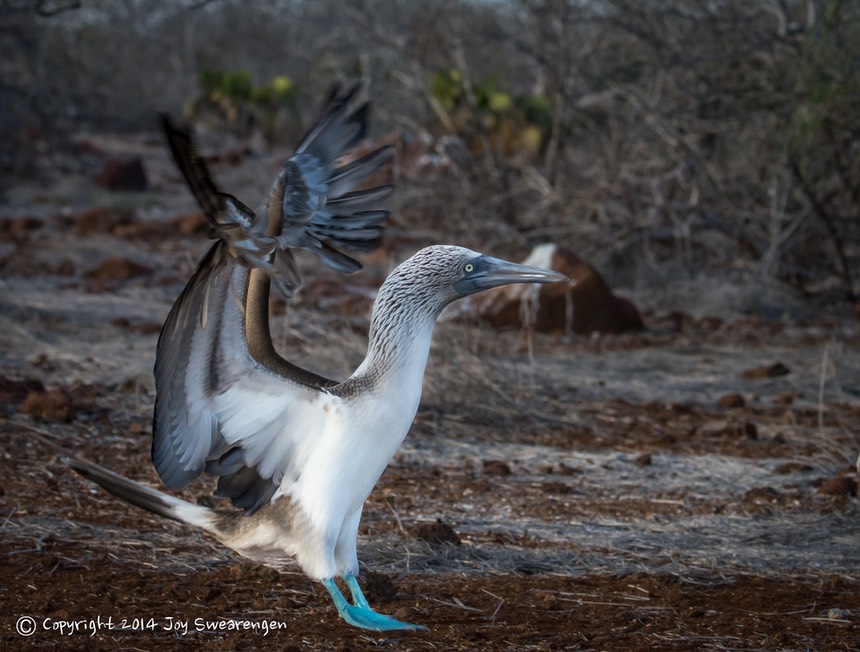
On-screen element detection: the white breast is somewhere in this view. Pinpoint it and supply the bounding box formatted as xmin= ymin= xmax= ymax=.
xmin=282 ymin=327 xmax=431 ymax=539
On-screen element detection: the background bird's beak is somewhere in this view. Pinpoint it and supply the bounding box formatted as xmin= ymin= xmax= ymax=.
xmin=453 ymin=256 xmax=568 ymax=296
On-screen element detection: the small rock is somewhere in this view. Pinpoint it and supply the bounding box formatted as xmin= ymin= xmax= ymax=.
xmin=110 ymin=317 xmax=161 ymax=334
xmin=817 ymin=476 xmax=857 ymax=496
xmin=697 ymin=315 xmax=725 ymax=331
xmin=717 ymin=393 xmax=745 ymax=408
xmin=697 ymin=420 xmax=732 ymax=437
xmin=634 ymin=452 xmax=652 ymax=467
xmin=85 ymin=256 xmax=152 ymax=282
xmin=772 ymin=462 xmax=814 ymax=475
xmin=393 ymin=607 xmax=420 ymax=622
xmin=6 ymin=215 xmax=44 ymax=238
xmin=134 ymin=322 xmax=163 ymax=335
xmin=67 ymin=381 xmax=98 ymax=405
xmin=697 ymin=420 xmax=757 ymax=439
xmin=172 ymin=211 xmax=208 ymax=236
xmin=740 ymin=362 xmax=790 ymax=379
xmin=112 ymin=221 xmax=170 ymax=240
xmin=824 ymin=575 xmax=849 ymax=590
xmin=0 ymin=376 xmax=45 ymax=404
xmin=54 ymin=260 xmax=76 ymax=276
xmin=74 ymin=207 xmax=135 ymax=236
xmin=29 ymin=353 xmax=55 ymax=371
xmin=556 ymin=463 xmax=582 ymax=476
xmin=742 ymin=486 xmax=781 ymax=504
xmin=540 ymin=594 xmax=560 ymax=610
xmin=482 ymin=459 xmax=512 ymax=476
xmin=128 ymin=421 xmax=148 ymax=434
xmin=20 ymin=387 xmax=76 ymax=421
xmin=412 ymin=520 xmax=461 ymax=545
xmin=541 ymin=481 xmax=575 ymax=495
xmin=204 ymin=586 xmax=223 ymax=602
xmin=826 ymin=608 xmax=852 ymax=621
xmin=95 ymin=157 xmax=148 ymax=191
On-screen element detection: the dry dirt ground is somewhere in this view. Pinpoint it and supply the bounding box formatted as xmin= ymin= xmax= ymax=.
xmin=1 ymin=133 xmax=859 ymax=651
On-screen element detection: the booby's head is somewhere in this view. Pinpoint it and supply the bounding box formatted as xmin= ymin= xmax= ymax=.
xmin=450 ymin=248 xmax=568 ymax=297
xmin=377 ymin=245 xmax=567 ymax=320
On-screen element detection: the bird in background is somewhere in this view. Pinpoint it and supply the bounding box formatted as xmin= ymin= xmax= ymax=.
xmin=69 ymin=86 xmax=566 ymax=632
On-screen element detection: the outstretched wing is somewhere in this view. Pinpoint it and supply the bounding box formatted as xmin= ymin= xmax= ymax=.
xmin=153 ymin=87 xmax=392 ymax=513
xmin=161 ymin=115 xmax=300 ymax=296
xmin=152 ymin=249 xmax=330 ymax=513
xmin=267 ymin=84 xmax=393 ymax=274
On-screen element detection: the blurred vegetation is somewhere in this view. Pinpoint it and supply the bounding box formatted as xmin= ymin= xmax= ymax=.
xmin=785 ymin=0 xmax=860 ymax=294
xmin=430 ymin=69 xmax=551 ymax=158
xmin=185 ymin=69 xmax=299 ymax=142
xmin=1 ymin=0 xmax=858 ymax=301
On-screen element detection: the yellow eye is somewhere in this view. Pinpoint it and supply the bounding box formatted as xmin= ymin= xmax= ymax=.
xmin=464 ymin=263 xmax=474 ymax=273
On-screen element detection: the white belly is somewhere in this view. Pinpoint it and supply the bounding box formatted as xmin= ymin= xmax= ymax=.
xmin=271 ymin=322 xmax=434 ymax=578
xmin=282 ymin=380 xmax=422 ymax=541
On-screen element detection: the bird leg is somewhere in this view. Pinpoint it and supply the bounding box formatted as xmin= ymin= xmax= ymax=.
xmin=321 ymin=576 xmax=428 ymax=632
xmin=344 ymin=574 xmax=371 ymax=609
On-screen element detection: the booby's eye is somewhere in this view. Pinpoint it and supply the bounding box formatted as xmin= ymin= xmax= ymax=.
xmin=464 ymin=263 xmax=474 ymax=273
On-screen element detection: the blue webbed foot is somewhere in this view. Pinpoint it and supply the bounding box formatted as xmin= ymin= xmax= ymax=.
xmin=322 ymin=577 xmax=428 ymax=632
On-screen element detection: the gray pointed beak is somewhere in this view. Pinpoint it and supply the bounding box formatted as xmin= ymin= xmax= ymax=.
xmin=453 ymin=255 xmax=568 ymax=296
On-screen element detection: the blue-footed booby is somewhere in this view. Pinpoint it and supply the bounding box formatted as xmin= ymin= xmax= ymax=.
xmin=69 ymin=87 xmax=566 ymax=632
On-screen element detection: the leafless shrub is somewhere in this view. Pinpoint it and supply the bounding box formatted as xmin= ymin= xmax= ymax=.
xmin=3 ymin=0 xmax=858 ymax=300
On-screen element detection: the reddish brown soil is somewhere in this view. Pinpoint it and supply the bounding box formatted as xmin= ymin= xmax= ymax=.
xmin=1 ymin=133 xmax=858 ymax=651
xmin=4 ymin=549 xmax=859 ymax=651
xmin=2 ymin=389 xmax=858 ymax=650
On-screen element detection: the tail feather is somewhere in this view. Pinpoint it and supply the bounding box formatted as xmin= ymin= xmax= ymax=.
xmin=66 ymin=456 xmax=217 ymax=534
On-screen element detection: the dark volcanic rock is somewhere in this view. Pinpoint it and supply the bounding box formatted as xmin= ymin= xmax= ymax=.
xmin=818 ymin=476 xmax=857 ymax=496
xmin=95 ymin=157 xmax=148 ymax=192
xmin=0 ymin=376 xmax=45 ymax=405
xmin=482 ymin=459 xmax=513 ymax=476
xmin=740 ymin=362 xmax=790 ymax=379
xmin=718 ymin=393 xmax=745 ymax=408
xmin=412 ymin=520 xmax=461 ymax=545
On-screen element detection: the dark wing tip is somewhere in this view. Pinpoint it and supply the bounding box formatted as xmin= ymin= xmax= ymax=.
xmin=160 ymin=112 xmax=181 ymax=136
